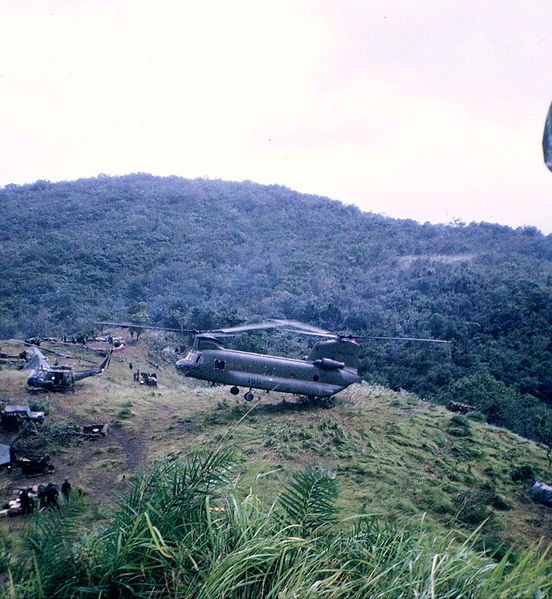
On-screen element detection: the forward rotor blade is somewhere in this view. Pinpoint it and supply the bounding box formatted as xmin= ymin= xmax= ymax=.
xmin=212 ymin=321 xmax=289 ymax=335
xmin=94 ymin=320 xmax=287 ymax=336
xmin=281 ymin=327 xmax=337 ymax=339
xmin=270 ymin=319 xmax=337 ymax=337
xmin=94 ymin=321 xmax=197 ymax=334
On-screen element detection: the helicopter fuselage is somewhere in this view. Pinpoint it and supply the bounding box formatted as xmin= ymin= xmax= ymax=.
xmin=176 ymin=335 xmax=360 ymax=399
xmin=26 ymin=366 xmax=76 ymax=392
xmin=25 ymin=353 xmax=110 ymax=393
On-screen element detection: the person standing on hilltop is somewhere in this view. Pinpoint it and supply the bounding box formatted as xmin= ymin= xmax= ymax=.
xmin=61 ymin=478 xmax=71 ymax=501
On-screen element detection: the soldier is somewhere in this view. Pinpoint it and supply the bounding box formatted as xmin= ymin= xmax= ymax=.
xmin=61 ymin=478 xmax=71 ymax=501
xmin=19 ymin=488 xmax=31 ymax=515
xmin=28 ymin=489 xmax=37 ymax=512
xmin=45 ymin=482 xmax=59 ymax=509
xmin=37 ymin=485 xmax=47 ymax=509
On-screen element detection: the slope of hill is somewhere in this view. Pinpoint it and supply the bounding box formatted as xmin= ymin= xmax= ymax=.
xmin=1 ymin=174 xmax=552 ymax=443
xmin=0 ymin=336 xmax=550 ymax=552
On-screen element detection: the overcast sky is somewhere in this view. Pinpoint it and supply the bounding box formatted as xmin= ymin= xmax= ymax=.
xmin=1 ymin=0 xmax=551 ymax=232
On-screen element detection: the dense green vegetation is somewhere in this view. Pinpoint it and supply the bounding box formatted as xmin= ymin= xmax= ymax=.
xmin=1 ymin=174 xmax=552 ymax=442
xmin=3 ymin=451 xmax=551 ymax=598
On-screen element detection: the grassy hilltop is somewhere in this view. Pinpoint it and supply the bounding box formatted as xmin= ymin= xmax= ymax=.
xmin=1 ymin=335 xmax=550 ymax=544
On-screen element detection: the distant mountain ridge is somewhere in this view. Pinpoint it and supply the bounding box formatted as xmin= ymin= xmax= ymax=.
xmin=1 ymin=174 xmax=551 ymax=441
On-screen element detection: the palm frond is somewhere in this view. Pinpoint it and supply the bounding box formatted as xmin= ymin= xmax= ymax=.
xmin=278 ymin=465 xmax=339 ymax=536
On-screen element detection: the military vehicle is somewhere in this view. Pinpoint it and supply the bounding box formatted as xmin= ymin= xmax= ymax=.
xmin=13 ymin=453 xmax=55 ymax=476
xmin=447 ymin=400 xmax=476 ymax=415
xmin=527 ymin=480 xmax=552 ymax=508
xmin=80 ymin=423 xmax=109 ymax=438
xmin=96 ymin=319 xmax=449 ymax=407
xmin=139 ymin=372 xmax=158 ymax=387
xmin=0 ymin=405 xmax=45 ymax=431
xmin=0 ymin=444 xmax=13 ymax=471
xmin=0 ymin=445 xmax=54 ymax=476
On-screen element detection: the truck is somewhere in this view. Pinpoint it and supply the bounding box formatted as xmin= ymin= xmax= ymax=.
xmin=1 ymin=405 xmax=45 ymax=431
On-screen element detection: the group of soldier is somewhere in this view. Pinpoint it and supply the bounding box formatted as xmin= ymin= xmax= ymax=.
xmin=18 ymin=479 xmax=71 ymax=515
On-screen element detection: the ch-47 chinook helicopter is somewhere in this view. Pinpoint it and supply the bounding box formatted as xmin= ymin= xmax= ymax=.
xmin=22 ymin=345 xmax=111 ymax=393
xmin=96 ymin=319 xmax=449 ymax=407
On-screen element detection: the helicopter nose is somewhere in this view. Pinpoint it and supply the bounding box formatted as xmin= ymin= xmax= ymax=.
xmin=176 ymin=357 xmax=196 ymax=374
xmin=26 ymin=375 xmax=39 ymax=387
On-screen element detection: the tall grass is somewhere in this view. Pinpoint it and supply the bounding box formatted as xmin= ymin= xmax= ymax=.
xmin=5 ymin=450 xmax=551 ymax=598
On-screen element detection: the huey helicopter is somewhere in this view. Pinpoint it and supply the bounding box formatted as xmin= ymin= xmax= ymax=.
xmin=22 ymin=345 xmax=111 ymax=393
xmin=95 ymin=319 xmax=449 ymax=407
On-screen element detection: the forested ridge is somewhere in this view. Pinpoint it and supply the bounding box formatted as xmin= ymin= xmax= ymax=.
xmin=1 ymin=173 xmax=552 ymax=440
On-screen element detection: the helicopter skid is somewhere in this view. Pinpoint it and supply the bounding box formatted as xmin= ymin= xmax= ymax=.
xmin=26 ymin=386 xmax=49 ymax=394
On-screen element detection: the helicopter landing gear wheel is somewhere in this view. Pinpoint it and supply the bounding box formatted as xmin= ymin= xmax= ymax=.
xmin=230 ymin=386 xmax=240 ymax=395
xmin=244 ymin=391 xmax=254 ymax=402
xmin=322 ymin=398 xmax=334 ymax=409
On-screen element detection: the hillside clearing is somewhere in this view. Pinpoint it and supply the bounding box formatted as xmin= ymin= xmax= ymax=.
xmin=1 ymin=336 xmax=551 ymax=552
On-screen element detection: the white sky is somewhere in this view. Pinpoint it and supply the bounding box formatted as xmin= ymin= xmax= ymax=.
xmin=1 ymin=0 xmax=551 ymax=232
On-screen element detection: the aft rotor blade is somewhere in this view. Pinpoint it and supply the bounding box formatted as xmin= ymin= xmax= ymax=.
xmin=355 ymin=335 xmax=451 ymax=343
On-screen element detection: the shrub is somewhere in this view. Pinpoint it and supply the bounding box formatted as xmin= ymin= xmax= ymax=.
xmin=510 ymin=463 xmax=535 ymax=484
xmin=467 ymin=410 xmax=486 ymax=422
xmin=453 ymin=489 xmax=493 ymax=525
xmin=30 ymin=396 xmax=52 ymax=415
xmin=117 ymin=407 xmax=133 ymax=419
xmin=447 ymin=414 xmax=473 ymax=437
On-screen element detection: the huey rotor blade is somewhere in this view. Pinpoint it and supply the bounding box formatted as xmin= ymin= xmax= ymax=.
xmin=23 ymin=342 xmax=97 ymax=363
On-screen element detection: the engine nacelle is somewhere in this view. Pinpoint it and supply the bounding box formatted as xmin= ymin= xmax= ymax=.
xmin=313 ymin=358 xmax=345 ymax=370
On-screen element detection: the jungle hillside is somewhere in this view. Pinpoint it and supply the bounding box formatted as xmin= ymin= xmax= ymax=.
xmin=1 ymin=173 xmax=552 ymax=444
